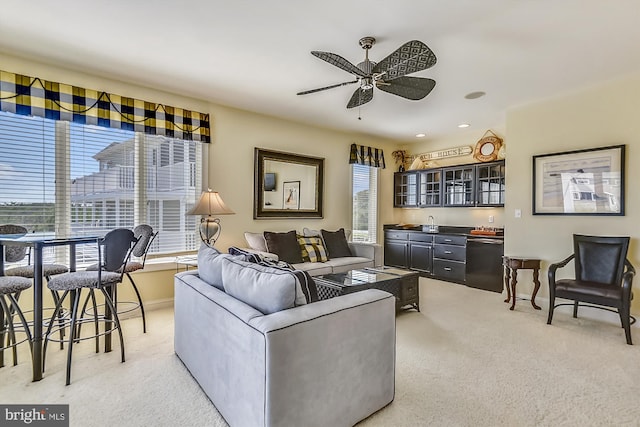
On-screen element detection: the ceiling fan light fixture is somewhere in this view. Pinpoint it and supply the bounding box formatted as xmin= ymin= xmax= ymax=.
xmin=464 ymin=91 xmax=486 ymax=100
xmin=458 ymin=123 xmax=470 ymax=128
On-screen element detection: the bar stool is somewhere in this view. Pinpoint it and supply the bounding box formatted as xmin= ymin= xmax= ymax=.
xmin=0 ymin=276 xmax=33 ymax=368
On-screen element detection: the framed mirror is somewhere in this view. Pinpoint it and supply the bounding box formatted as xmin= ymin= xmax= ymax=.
xmin=254 ymin=148 xmax=324 ymax=219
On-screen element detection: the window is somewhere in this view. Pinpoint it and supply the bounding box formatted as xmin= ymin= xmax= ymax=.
xmin=351 ymin=164 xmax=378 ymax=243
xmin=0 ymin=111 xmax=204 ymax=262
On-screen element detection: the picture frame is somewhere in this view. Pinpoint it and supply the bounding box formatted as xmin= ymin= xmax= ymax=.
xmin=283 ymin=181 xmax=300 ymax=210
xmin=532 ymin=144 xmax=625 ymax=215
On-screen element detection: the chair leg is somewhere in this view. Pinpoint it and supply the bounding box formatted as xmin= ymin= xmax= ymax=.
xmin=126 ymin=272 xmax=146 ymax=333
xmin=0 ymin=298 xmax=5 ymax=368
xmin=7 ymin=294 xmax=33 ymax=356
xmin=620 ymin=306 xmax=633 ymax=345
xmin=89 ymin=290 xmax=99 ymax=353
xmin=573 ymin=301 xmax=579 ymax=318
xmin=65 ymin=290 xmax=82 ymax=386
xmin=43 ymin=290 xmax=69 ymax=372
xmin=0 ymin=296 xmax=18 ymax=366
xmin=547 ymin=293 xmax=555 ymax=324
xmin=50 ymin=290 xmax=66 ymax=350
xmin=101 ymin=287 xmax=125 ymax=363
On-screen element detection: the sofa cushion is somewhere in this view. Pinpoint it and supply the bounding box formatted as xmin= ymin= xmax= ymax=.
xmin=264 ymin=231 xmax=303 ymax=264
xmin=297 ymin=235 xmax=328 ymax=263
xmin=325 ymin=257 xmax=374 ymax=274
xmin=244 ymin=232 xmax=268 ymax=252
xmin=291 ymin=262 xmax=333 ymax=277
xmin=197 ymin=244 xmax=226 ymax=290
xmin=221 ymin=257 xmax=307 ymax=314
xmin=321 ymin=228 xmax=352 ymax=259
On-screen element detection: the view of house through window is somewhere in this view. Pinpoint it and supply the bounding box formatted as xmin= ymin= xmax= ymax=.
xmin=0 ymin=111 xmax=203 ymax=264
xmin=351 ymin=163 xmax=378 ymax=243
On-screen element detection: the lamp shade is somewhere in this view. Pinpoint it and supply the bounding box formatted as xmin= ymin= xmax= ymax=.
xmin=187 ymin=190 xmax=234 ymax=216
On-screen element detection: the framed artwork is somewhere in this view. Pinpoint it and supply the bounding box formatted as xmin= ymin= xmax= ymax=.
xmin=283 ymin=181 xmax=300 ymax=210
xmin=532 ymin=145 xmax=625 ymax=215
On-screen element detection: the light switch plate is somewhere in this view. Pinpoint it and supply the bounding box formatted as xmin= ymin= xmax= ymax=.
xmin=515 ymin=209 xmax=522 ymax=218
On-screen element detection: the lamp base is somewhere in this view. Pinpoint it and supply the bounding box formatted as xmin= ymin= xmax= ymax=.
xmin=199 ymin=217 xmax=221 ymax=248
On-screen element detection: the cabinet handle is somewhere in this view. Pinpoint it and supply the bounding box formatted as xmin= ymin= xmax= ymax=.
xmin=444 ymin=239 xmax=452 ymax=242
xmin=444 ymin=250 xmax=452 ymax=254
xmin=443 ymin=267 xmax=452 ymax=271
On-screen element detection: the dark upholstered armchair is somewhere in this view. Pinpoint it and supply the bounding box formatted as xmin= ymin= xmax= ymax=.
xmin=547 ymin=234 xmax=635 ymax=345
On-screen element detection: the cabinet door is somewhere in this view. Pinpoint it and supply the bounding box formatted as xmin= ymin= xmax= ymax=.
xmin=394 ymin=172 xmax=418 ymax=207
xmin=442 ymin=166 xmax=475 ymax=206
xmin=475 ymin=160 xmax=505 ymax=207
xmin=384 ymin=240 xmax=408 ymax=267
xmin=417 ymin=170 xmax=442 ymax=207
xmin=409 ymin=242 xmax=433 ymax=274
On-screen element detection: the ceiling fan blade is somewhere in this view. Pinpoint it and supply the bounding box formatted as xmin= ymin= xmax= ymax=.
xmin=376 ymin=76 xmax=436 ymax=100
xmin=297 ymin=79 xmax=359 ymax=96
xmin=346 ymin=87 xmax=373 ymax=109
xmin=311 ymin=51 xmax=368 ymax=77
xmin=372 ymin=40 xmax=437 ymax=81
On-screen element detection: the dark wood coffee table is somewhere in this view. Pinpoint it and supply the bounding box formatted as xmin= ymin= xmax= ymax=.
xmin=315 ymin=267 xmax=419 ymax=312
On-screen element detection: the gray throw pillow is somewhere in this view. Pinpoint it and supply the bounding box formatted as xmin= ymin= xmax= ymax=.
xmin=197 ymin=244 xmax=227 ymax=290
xmin=321 ymin=228 xmax=352 ymax=259
xmin=221 ymin=257 xmax=307 ymax=314
xmin=264 ymin=230 xmax=303 ymax=264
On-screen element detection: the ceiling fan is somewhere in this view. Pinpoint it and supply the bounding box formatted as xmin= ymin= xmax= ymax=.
xmin=297 ymin=36 xmax=437 ymax=109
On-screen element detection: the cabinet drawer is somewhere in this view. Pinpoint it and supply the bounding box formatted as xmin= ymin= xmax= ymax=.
xmin=385 ymin=231 xmax=409 ymax=240
xmin=434 ymin=234 xmax=466 ymax=246
xmin=409 ymin=232 xmax=433 ymax=242
xmin=433 ymin=259 xmax=466 ymax=282
xmin=433 ymin=244 xmax=466 ymax=261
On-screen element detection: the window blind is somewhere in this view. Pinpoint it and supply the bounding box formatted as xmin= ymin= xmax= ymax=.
xmin=0 ymin=111 xmax=203 ymax=264
xmin=351 ymin=164 xmax=378 ymax=243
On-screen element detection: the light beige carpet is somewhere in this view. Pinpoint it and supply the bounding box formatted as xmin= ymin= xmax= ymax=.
xmin=1 ymin=278 xmax=639 ymax=427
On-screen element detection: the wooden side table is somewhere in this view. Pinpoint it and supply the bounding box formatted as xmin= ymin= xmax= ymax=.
xmin=502 ymin=256 xmax=542 ymax=311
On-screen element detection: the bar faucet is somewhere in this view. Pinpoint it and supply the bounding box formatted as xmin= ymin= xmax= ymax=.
xmin=428 ymin=215 xmax=435 ymax=227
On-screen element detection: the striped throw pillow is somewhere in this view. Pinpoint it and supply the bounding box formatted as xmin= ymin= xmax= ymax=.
xmin=297 ymin=235 xmax=328 ymax=263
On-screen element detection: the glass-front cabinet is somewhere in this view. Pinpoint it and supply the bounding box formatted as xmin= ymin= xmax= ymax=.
xmin=476 ymin=161 xmax=505 ymax=206
xmin=442 ymin=166 xmax=475 ymax=207
xmin=394 ymin=172 xmax=417 ymax=207
xmin=417 ymin=169 xmax=442 ymax=207
xmin=393 ymin=160 xmax=505 ymax=208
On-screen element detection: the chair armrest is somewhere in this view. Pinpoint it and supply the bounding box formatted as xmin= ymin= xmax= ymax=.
xmin=348 ymin=242 xmax=383 ymax=266
xmin=622 ymin=259 xmax=635 ymax=301
xmin=237 ymin=247 xmax=279 ymax=261
xmin=548 ymin=254 xmax=574 ymax=287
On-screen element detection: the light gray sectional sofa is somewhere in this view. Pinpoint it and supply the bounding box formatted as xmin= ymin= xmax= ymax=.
xmin=174 ymin=256 xmax=396 ymax=427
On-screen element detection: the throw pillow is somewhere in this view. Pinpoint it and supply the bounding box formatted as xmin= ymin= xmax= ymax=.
xmin=221 ymin=257 xmax=306 ymax=314
xmin=264 ymin=230 xmax=303 ymax=264
xmin=228 ymin=246 xmax=263 ymax=263
xmin=302 ymin=227 xmax=321 ymax=237
xmin=321 ymin=228 xmax=353 ymax=259
xmin=254 ymin=257 xmax=319 ymax=303
xmin=297 ymin=235 xmax=329 ymax=263
xmin=197 ymin=243 xmax=226 ymax=290
xmin=244 ymin=232 xmax=268 ymax=252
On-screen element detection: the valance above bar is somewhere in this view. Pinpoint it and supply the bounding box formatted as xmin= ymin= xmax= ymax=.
xmin=349 ymin=143 xmax=386 ymax=168
xmin=0 ymin=70 xmax=210 ymax=142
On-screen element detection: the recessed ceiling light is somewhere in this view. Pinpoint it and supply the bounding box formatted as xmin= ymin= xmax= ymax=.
xmin=464 ymin=91 xmax=486 ymax=99
xmin=415 ymin=133 xmax=426 ymax=138
xmin=458 ymin=123 xmax=470 ymax=128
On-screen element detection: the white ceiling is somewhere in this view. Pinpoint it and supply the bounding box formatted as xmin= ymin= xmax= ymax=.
xmin=2 ymin=1 xmax=640 ymax=142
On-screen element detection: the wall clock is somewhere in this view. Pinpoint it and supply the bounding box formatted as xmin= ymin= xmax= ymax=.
xmin=473 ymin=131 xmax=503 ymax=162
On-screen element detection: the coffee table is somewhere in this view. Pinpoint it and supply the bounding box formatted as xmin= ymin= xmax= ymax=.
xmin=315 ymin=267 xmax=419 ymax=312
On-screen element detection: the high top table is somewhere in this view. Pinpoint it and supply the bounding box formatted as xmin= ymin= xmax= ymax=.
xmin=0 ymin=233 xmax=101 ymax=381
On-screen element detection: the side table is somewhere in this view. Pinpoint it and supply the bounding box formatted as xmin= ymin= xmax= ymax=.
xmin=502 ymin=256 xmax=542 ymax=311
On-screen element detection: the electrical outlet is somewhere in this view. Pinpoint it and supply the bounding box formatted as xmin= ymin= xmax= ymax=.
xmin=515 ymin=209 xmax=522 ymax=218
xmin=488 ymin=215 xmax=494 ymax=223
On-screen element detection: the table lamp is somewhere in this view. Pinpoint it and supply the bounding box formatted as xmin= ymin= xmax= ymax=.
xmin=187 ymin=189 xmax=234 ymax=247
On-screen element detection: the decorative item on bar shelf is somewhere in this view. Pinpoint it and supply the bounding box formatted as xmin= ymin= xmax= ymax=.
xmin=391 ymin=150 xmax=408 ymax=172
xmin=187 ymin=189 xmax=235 ymax=248
xmin=473 ymin=130 xmax=503 ymax=162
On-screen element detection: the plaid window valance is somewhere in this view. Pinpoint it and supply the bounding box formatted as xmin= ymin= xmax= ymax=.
xmin=0 ymin=70 xmax=210 ymax=142
xmin=349 ymin=143 xmax=386 ymax=168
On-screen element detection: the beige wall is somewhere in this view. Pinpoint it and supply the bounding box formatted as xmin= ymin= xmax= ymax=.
xmin=504 ymin=73 xmax=640 ymax=308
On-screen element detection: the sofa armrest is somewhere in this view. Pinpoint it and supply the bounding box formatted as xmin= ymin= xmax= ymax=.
xmin=248 ymin=289 xmax=396 ymax=427
xmin=348 ymin=242 xmax=383 ymax=266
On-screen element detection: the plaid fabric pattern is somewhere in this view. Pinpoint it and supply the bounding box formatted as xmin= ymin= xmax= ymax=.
xmin=297 ymin=235 xmax=328 ymax=263
xmin=0 ymin=70 xmax=210 ymax=142
xmin=349 ymin=143 xmax=386 ymax=168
